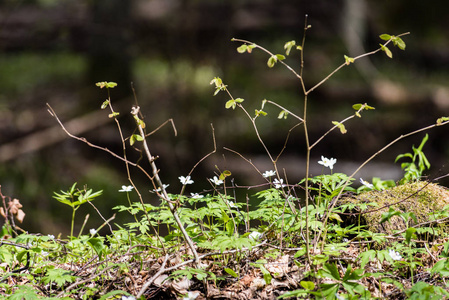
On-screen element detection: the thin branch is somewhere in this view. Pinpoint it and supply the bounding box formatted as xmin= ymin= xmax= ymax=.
xmin=306 ymin=32 xmax=410 ymax=95
xmin=137 ymin=254 xmax=170 ymax=298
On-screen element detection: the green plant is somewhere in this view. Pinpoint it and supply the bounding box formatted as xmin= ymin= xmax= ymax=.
xmin=53 ymin=183 xmax=102 ymax=240
xmin=395 ymin=133 xmax=431 ymax=183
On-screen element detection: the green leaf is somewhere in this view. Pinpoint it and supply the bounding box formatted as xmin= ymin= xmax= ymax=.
xmin=278 ymin=110 xmax=288 ymax=119
xmin=436 ymin=116 xmax=449 ymax=125
xmin=87 ymin=237 xmax=105 ymax=260
xmin=344 ymin=55 xmax=355 ymax=65
xmin=101 ymin=99 xmax=109 ymax=109
xmin=130 ymin=134 xmax=144 ymax=146
xmin=255 ymin=109 xmax=267 ymax=117
xmin=320 ymin=263 xmax=340 ymax=281
xmin=219 ymin=170 xmax=232 ymax=181
xmin=284 ymin=40 xmax=296 ymax=56
xmin=225 ymin=99 xmax=236 ymax=110
xmin=380 ymin=44 xmax=393 ymax=58
xmin=108 ymin=112 xmax=120 ymax=118
xmin=276 ymin=54 xmax=286 ymax=61
xmin=379 ymin=34 xmax=391 ymax=41
xmin=405 ymin=227 xmax=417 ymax=245
xmin=300 ymin=281 xmax=315 ymax=290
xmin=267 ymin=55 xmax=277 ymax=68
xmin=380 ymin=207 xmax=401 ymax=223
xmin=9 ymin=286 xmax=41 ymax=300
xmin=95 ymin=81 xmax=117 ymax=89
xmin=224 ymin=268 xmax=239 ymax=278
xmin=260 ymin=265 xmax=272 ymax=285
xmin=43 ymin=267 xmax=76 ymax=288
xmin=392 ymin=36 xmax=406 ymax=50
xmin=332 ymin=121 xmax=347 ymax=134
xmin=237 ymin=44 xmax=247 ymax=53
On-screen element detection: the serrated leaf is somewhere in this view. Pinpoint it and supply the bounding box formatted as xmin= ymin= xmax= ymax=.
xmin=380 ymin=34 xmax=391 ymax=41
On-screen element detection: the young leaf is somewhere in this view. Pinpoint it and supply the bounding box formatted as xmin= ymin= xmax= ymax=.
xmin=101 ymin=100 xmax=110 ymax=109
xmin=344 ymin=55 xmax=355 ymax=65
xmin=332 ymin=121 xmax=347 ymax=134
xmin=437 ymin=116 xmax=449 ymax=125
xmin=237 ymin=44 xmax=247 ymax=53
xmin=276 ymin=54 xmax=286 ymax=61
xmin=109 ymin=112 xmax=120 ymax=118
xmin=219 ymin=170 xmax=232 ymax=181
xmin=255 ymin=109 xmax=267 ymax=117
xmin=379 ymin=34 xmax=391 ymax=41
xmin=392 ymin=36 xmax=406 ymax=50
xmin=278 ymin=110 xmax=288 ymax=119
xmin=380 ymin=44 xmax=393 ymax=58
xmin=225 ymin=99 xmax=236 ymax=110
xmin=267 ymin=55 xmax=277 ymax=68
xmin=284 ymin=40 xmax=296 ymax=56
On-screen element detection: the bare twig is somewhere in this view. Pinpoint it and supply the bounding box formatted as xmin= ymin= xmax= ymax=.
xmin=132 ymin=106 xmax=200 ymax=263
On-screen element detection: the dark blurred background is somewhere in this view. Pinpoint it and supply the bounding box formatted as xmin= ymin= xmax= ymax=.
xmin=0 ymin=0 xmax=448 ymax=236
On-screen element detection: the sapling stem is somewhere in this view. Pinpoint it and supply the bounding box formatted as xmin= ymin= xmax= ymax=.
xmin=131 ymin=106 xmax=200 ymax=263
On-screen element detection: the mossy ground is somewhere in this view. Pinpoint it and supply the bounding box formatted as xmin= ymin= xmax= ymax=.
xmin=340 ymin=181 xmax=449 ymax=235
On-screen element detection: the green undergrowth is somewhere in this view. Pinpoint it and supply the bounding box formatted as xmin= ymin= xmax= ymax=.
xmin=2 ymin=23 xmax=449 ymax=300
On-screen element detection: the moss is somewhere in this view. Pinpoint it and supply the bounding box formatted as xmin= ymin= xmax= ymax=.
xmin=339 ymin=181 xmax=449 ymax=235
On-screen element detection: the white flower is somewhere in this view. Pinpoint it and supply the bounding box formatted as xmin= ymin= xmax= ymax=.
xmin=318 ymin=156 xmax=337 ymax=170
xmin=179 ymin=176 xmax=194 ymax=185
xmin=119 ymin=185 xmax=134 ymax=192
xmin=248 ymin=231 xmax=263 ymax=241
xmin=262 ymin=170 xmax=276 ymax=178
xmin=190 ymin=193 xmax=204 ymax=199
xmin=121 ymin=296 xmax=136 ymax=300
xmin=389 ymin=249 xmax=402 ymax=261
xmin=360 ymin=178 xmax=374 ymax=189
xmin=89 ymin=228 xmax=97 ymax=235
xmin=41 ymin=251 xmax=49 ymax=256
xmin=210 ymin=176 xmax=223 ymax=186
xmin=47 ymin=234 xmax=55 ymax=239
xmin=153 ymin=184 xmax=170 ymax=192
xmin=273 ymin=178 xmax=286 ymax=189
xmin=228 ymin=201 xmax=237 ymax=208
xmin=182 ymin=291 xmax=199 ymax=300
